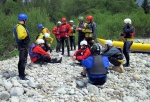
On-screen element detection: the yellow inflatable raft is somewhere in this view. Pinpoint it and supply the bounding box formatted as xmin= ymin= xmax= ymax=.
xmin=97 ymin=38 xmax=150 ymax=52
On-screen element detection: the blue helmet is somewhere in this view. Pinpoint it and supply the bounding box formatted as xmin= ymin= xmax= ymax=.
xmin=18 ymin=13 xmax=28 ymax=21
xmin=38 ymin=24 xmax=44 ymax=29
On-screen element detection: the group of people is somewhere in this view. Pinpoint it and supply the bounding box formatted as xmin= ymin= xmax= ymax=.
xmin=13 ymin=13 xmax=134 ymax=86
xmin=51 ymin=15 xmax=97 ymax=57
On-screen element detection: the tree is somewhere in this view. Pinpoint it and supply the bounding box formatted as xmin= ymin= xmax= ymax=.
xmin=142 ymin=0 xmax=150 ymax=14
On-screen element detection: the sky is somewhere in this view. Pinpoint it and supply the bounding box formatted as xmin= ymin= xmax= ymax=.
xmin=136 ymin=0 xmax=150 ymax=6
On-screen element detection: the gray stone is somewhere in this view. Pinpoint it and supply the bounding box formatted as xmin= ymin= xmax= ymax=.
xmin=27 ymin=80 xmax=36 ymax=88
xmin=76 ymin=80 xmax=86 ymax=88
xmin=3 ymin=73 xmax=10 ymax=79
xmin=10 ymin=96 xmax=19 ymax=102
xmin=10 ymin=87 xmax=24 ymax=96
xmin=0 ymin=91 xmax=10 ymax=100
xmin=3 ymin=80 xmax=13 ymax=90
xmin=87 ymin=84 xmax=99 ymax=94
xmin=56 ymin=87 xmax=67 ymax=94
xmin=123 ymin=96 xmax=135 ymax=102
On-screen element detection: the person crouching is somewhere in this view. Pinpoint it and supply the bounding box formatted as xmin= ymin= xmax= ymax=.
xmin=81 ymin=44 xmax=109 ymax=85
xmin=30 ymin=39 xmax=62 ymax=64
xmin=72 ymin=40 xmax=91 ymax=77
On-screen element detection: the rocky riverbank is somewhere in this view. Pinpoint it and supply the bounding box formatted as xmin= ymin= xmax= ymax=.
xmin=0 ymin=48 xmax=150 ymax=102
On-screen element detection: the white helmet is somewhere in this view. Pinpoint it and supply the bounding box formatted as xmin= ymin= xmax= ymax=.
xmin=58 ymin=21 xmax=61 ymax=24
xmin=44 ymin=33 xmax=50 ymax=38
xmin=80 ymin=40 xmax=87 ymax=45
xmin=124 ymin=18 xmax=132 ymax=24
xmin=69 ymin=20 xmax=74 ymax=23
xmin=37 ymin=39 xmax=45 ymax=45
xmin=105 ymin=40 xmax=113 ymax=46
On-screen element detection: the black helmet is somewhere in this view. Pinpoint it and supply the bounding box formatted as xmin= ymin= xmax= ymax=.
xmin=90 ymin=44 xmax=101 ymax=55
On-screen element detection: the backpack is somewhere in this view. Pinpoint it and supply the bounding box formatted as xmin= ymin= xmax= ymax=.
xmin=29 ymin=43 xmax=40 ymax=57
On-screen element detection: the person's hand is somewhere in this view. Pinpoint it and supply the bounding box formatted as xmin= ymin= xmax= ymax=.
xmin=78 ymin=28 xmax=82 ymax=30
xmin=47 ymin=43 xmax=51 ymax=47
xmin=91 ymin=40 xmax=94 ymax=43
xmin=72 ymin=56 xmax=76 ymax=61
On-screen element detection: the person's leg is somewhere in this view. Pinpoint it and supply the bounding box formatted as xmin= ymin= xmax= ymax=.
xmin=72 ymin=36 xmax=76 ymax=50
xmin=112 ymin=65 xmax=124 ymax=73
xmin=78 ymin=36 xmax=83 ymax=50
xmin=65 ymin=37 xmax=70 ymax=56
xmin=81 ymin=67 xmax=86 ymax=77
xmin=123 ymin=41 xmax=132 ymax=67
xmin=91 ymin=76 xmax=107 ymax=85
xmin=18 ymin=48 xmax=28 ymax=80
xmin=69 ymin=36 xmax=72 ymax=50
xmin=57 ymin=38 xmax=61 ymax=52
xmin=61 ymin=37 xmax=64 ymax=55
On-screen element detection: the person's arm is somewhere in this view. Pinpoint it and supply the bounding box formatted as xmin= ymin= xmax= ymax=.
xmin=92 ymin=22 xmax=97 ymax=40
xmin=81 ymin=56 xmax=94 ymax=69
xmin=52 ymin=27 xmax=57 ymax=34
xmin=16 ymin=25 xmax=28 ymax=40
xmin=33 ymin=46 xmax=50 ymax=56
xmin=102 ymin=56 xmax=110 ymax=69
xmin=67 ymin=24 xmax=71 ymax=36
xmin=42 ymin=28 xmax=50 ymax=34
xmin=77 ymin=48 xmax=91 ymax=60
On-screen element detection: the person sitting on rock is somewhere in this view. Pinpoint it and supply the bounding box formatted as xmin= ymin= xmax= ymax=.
xmin=72 ymin=40 xmax=91 ymax=77
xmin=81 ymin=44 xmax=109 ymax=85
xmin=102 ymin=40 xmax=124 ymax=73
xmin=29 ymin=39 xmax=62 ymax=64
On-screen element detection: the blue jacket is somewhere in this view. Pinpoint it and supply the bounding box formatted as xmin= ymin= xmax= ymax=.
xmin=82 ymin=55 xmax=109 ymax=78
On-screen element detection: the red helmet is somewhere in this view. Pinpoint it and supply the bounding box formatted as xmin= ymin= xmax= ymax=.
xmin=61 ymin=17 xmax=66 ymax=22
xmin=86 ymin=15 xmax=93 ymax=21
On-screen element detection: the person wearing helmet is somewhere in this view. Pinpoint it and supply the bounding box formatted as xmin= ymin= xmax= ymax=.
xmin=82 ymin=15 xmax=97 ymax=47
xmin=59 ymin=17 xmax=71 ymax=56
xmin=36 ymin=31 xmax=53 ymax=53
xmin=30 ymin=39 xmax=62 ymax=64
xmin=72 ymin=40 xmax=91 ymax=77
xmin=102 ymin=40 xmax=124 ymax=73
xmin=52 ymin=21 xmax=62 ymax=52
xmin=120 ymin=18 xmax=135 ymax=67
xmin=81 ymin=44 xmax=109 ymax=85
xmin=77 ymin=16 xmax=85 ymax=49
xmin=37 ymin=24 xmax=53 ymax=53
xmin=13 ymin=13 xmax=30 ymax=80
xmin=69 ymin=20 xmax=76 ymax=50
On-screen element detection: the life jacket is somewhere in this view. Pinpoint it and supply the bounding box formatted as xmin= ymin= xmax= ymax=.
xmin=70 ymin=25 xmax=76 ymax=36
xmin=78 ymin=22 xmax=85 ymax=37
xmin=13 ymin=24 xmax=29 ymax=43
xmin=29 ymin=43 xmax=40 ymax=57
xmin=84 ymin=22 xmax=96 ymax=38
xmin=123 ymin=26 xmax=135 ymax=38
xmin=87 ymin=55 xmax=107 ymax=75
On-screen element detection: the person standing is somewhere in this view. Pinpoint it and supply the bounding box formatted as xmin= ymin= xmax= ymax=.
xmin=13 ymin=13 xmax=30 ymax=80
xmin=59 ymin=17 xmax=71 ymax=56
xmin=121 ymin=18 xmax=135 ymax=67
xmin=69 ymin=20 xmax=76 ymax=50
xmin=83 ymin=15 xmax=97 ymax=47
xmin=52 ymin=21 xmax=61 ymax=52
xmin=76 ymin=16 xmax=85 ymax=49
